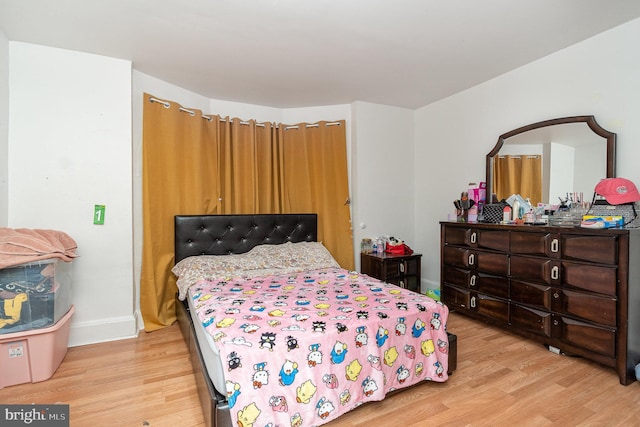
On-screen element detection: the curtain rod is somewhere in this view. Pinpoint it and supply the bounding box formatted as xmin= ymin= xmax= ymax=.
xmin=284 ymin=122 xmax=342 ymax=130
xmin=497 ymin=155 xmax=540 ymax=159
xmin=149 ymin=97 xmax=170 ymax=108
xmin=149 ymin=96 xmax=343 ymax=128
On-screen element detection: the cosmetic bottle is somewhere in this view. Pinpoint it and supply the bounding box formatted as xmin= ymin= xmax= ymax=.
xmin=512 ymin=199 xmax=521 ymax=220
xmin=503 ymin=205 xmax=512 ymax=222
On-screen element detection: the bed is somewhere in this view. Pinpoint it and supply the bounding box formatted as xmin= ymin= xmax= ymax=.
xmin=173 ymin=214 xmax=457 ymax=427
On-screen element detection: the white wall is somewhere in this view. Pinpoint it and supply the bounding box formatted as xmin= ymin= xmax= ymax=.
xmin=8 ymin=42 xmax=134 ymax=346
xmin=351 ymin=101 xmax=415 ymax=272
xmin=415 ymin=17 xmax=640 ymax=290
xmin=0 ymin=29 xmax=8 ymax=226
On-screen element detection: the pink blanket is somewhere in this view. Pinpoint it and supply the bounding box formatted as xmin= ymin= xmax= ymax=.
xmin=0 ymin=228 xmax=78 ymax=269
xmin=191 ymin=267 xmax=450 ymax=427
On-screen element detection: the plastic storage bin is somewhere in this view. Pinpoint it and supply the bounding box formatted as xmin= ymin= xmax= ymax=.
xmin=0 ymin=259 xmax=72 ymax=334
xmin=0 ymin=305 xmax=74 ymax=388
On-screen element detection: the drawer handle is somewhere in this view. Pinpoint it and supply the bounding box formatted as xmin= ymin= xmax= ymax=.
xmin=399 ymin=262 xmax=405 ymax=273
xmin=553 ymin=319 xmax=559 ymax=326
xmin=553 ymin=292 xmax=560 ymax=299
xmin=551 ymin=238 xmax=559 ymax=253
xmin=470 ymin=296 xmax=476 ymax=308
xmin=470 ymin=275 xmax=476 ymax=287
xmin=470 ymin=232 xmax=477 ymax=244
xmin=551 ymin=265 xmax=559 ymax=280
xmin=399 ymin=280 xmax=405 ymax=288
xmin=468 ymin=253 xmax=475 ymax=266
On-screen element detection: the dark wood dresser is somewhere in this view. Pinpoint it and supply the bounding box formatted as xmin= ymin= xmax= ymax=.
xmin=361 ymin=252 xmax=422 ymax=293
xmin=440 ymin=221 xmax=640 ymax=385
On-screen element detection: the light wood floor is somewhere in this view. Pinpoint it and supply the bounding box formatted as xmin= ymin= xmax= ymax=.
xmin=2 ymin=312 xmax=640 ymax=426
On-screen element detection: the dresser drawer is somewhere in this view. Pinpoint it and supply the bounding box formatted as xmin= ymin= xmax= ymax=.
xmin=511 ymin=303 xmax=552 ymax=337
xmin=383 ymin=257 xmax=419 ymax=278
xmin=561 ymin=262 xmax=617 ymax=296
xmin=561 ymin=234 xmax=618 ymax=265
xmin=387 ymin=275 xmax=419 ymax=292
xmin=442 ymin=246 xmax=509 ymax=276
xmin=442 ymin=266 xmax=509 ymax=298
xmin=442 ymin=265 xmax=473 ymax=288
xmin=442 ymin=284 xmax=470 ymax=310
xmin=443 ymin=226 xmax=510 ymax=251
xmin=510 ymin=280 xmax=552 ymax=310
xmin=551 ymin=289 xmax=617 ymax=327
xmin=510 ymin=255 xmax=561 ymax=285
xmin=472 ymin=293 xmax=509 ymax=324
xmin=554 ymin=315 xmax=616 ymax=358
xmin=510 ymin=231 xmax=561 ymax=258
xmin=473 ymin=273 xmax=509 ymax=298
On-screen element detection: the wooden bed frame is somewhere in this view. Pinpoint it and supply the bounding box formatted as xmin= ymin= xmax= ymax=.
xmin=174 ymin=213 xmax=457 ymax=427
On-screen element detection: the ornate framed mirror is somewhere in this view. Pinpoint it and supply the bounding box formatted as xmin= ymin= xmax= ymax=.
xmin=486 ymin=116 xmax=616 ymax=205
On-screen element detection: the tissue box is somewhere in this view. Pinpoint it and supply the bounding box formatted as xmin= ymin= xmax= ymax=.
xmin=0 ymin=259 xmax=73 ymax=334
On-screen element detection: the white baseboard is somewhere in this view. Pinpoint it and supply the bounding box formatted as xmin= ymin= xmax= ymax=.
xmin=134 ymin=309 xmax=144 ymax=331
xmin=68 ymin=314 xmax=138 ymax=347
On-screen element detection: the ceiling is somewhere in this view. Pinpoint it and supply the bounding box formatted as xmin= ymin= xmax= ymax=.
xmin=2 ymin=0 xmax=640 ymax=109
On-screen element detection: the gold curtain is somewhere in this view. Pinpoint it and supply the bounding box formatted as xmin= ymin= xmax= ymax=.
xmin=493 ymin=155 xmax=542 ymax=205
xmin=279 ymin=122 xmax=354 ymax=269
xmin=141 ymin=94 xmax=220 ymax=331
xmin=218 ymin=119 xmax=283 ymax=213
xmin=141 ymin=94 xmax=353 ymax=331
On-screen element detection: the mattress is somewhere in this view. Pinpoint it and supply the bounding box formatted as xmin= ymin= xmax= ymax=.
xmin=187 ymin=288 xmax=227 ymax=394
xmin=183 ymin=266 xmax=450 ymax=427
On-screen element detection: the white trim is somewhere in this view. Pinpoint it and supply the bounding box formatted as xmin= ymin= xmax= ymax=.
xmin=68 ymin=315 xmax=138 ymax=347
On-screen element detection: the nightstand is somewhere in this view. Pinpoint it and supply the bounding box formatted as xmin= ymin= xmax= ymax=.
xmin=360 ymin=252 xmax=422 ymax=293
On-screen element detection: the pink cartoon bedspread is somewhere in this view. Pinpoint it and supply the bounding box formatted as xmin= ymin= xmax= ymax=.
xmin=190 ymin=267 xmax=450 ymax=427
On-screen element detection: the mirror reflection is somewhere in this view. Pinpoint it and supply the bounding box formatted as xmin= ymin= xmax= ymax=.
xmin=486 ymin=116 xmax=616 ymax=206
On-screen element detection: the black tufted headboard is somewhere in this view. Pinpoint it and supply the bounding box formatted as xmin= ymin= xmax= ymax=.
xmin=174 ymin=214 xmax=318 ymax=263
